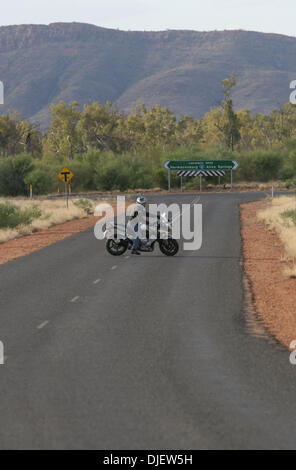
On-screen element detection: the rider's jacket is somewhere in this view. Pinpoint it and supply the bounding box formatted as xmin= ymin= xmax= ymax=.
xmin=129 ymin=204 xmax=160 ymax=238
xmin=129 ymin=204 xmax=160 ymax=222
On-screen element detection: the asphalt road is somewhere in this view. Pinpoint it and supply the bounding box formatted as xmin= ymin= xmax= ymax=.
xmin=0 ymin=192 xmax=296 ymax=450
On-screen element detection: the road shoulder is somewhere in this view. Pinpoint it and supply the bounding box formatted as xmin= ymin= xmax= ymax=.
xmin=240 ymin=199 xmax=296 ymax=349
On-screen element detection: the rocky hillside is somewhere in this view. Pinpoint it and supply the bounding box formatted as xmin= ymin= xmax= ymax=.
xmin=0 ymin=22 xmax=295 ymax=127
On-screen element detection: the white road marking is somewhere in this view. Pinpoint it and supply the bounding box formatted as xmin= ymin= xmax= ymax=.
xmin=93 ymin=278 xmax=101 ymax=284
xmin=125 ymin=255 xmax=130 ymax=259
xmin=37 ymin=321 xmax=49 ymax=330
xmin=0 ymin=356 xmax=8 ymax=365
xmin=111 ymin=265 xmax=118 ymax=270
xmin=70 ymin=296 xmax=80 ymax=303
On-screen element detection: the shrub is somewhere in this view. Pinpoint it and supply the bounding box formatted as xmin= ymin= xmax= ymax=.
xmin=251 ymin=151 xmax=283 ymax=182
xmin=288 ymin=150 xmax=296 ymax=173
xmin=281 ymin=209 xmax=296 ymax=226
xmin=0 ymin=154 xmax=33 ymax=196
xmin=279 ymin=166 xmax=295 ymax=181
xmin=25 ymin=167 xmax=57 ymax=195
xmin=0 ymin=202 xmax=42 ymax=228
xmin=94 ymin=159 xmax=130 ymax=191
xmin=66 ymin=160 xmax=94 ymax=192
xmin=73 ymin=199 xmax=93 ymax=214
xmin=153 ymin=168 xmax=168 ymax=189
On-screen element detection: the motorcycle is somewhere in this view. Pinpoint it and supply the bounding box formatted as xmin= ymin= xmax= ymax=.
xmin=104 ymin=213 xmax=179 ymax=257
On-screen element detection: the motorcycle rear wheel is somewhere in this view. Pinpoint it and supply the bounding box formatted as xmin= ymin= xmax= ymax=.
xmin=159 ymin=239 xmax=179 ymax=256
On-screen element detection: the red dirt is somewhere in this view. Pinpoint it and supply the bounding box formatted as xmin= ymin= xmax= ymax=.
xmin=241 ymin=200 xmax=296 ymax=349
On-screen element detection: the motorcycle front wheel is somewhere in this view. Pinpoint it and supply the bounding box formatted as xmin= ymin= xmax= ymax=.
xmin=106 ymin=239 xmax=128 ymax=256
xmin=158 ymin=239 xmax=179 ymax=256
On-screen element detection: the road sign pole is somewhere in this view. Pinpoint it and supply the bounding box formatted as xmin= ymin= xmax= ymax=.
xmin=200 ymin=175 xmax=202 ymax=192
xmin=29 ymin=184 xmax=32 ymax=199
xmin=65 ymin=183 xmax=68 ymax=208
xmin=168 ymin=170 xmax=171 ymax=192
xmin=231 ymin=170 xmax=233 ymax=190
xmin=180 ymin=175 xmax=183 ymax=192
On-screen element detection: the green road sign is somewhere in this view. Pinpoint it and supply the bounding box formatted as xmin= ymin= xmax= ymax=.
xmin=164 ymin=160 xmax=239 ymax=171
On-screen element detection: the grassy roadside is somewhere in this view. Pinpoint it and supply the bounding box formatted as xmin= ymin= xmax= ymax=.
xmin=257 ymin=195 xmax=296 ymax=277
xmin=0 ymin=198 xmax=102 ymax=243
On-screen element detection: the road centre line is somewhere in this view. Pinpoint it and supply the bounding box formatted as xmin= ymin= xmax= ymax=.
xmin=37 ymin=321 xmax=49 ymax=330
xmin=70 ymin=296 xmax=80 ymax=302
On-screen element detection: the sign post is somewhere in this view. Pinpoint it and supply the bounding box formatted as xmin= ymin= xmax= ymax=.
xmin=65 ymin=183 xmax=68 ymax=208
xmin=29 ymin=184 xmax=33 ymax=199
xmin=57 ymin=167 xmax=74 ymax=208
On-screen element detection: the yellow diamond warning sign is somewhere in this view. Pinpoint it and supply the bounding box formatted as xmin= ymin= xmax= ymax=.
xmin=58 ymin=167 xmax=74 ymax=184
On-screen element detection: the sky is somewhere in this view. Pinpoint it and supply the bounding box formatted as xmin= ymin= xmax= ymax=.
xmin=1 ymin=0 xmax=295 ymax=37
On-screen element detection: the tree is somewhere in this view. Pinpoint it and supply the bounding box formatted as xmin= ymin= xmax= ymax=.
xmin=202 ymin=107 xmax=224 ymax=148
xmin=78 ymin=101 xmax=125 ymax=153
xmin=220 ymin=74 xmax=241 ymax=150
xmin=17 ymin=120 xmax=43 ymax=158
xmin=271 ymin=103 xmax=296 ymax=144
xmin=46 ymin=102 xmax=82 ymax=159
xmin=237 ymin=109 xmax=254 ymax=150
xmin=175 ymin=115 xmax=203 ymax=147
xmin=0 ymin=114 xmax=21 ymax=156
xmin=141 ymin=105 xmax=177 ymax=149
xmin=222 ymin=99 xmax=241 ymax=150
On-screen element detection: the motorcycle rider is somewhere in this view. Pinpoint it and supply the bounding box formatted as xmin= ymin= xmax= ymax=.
xmin=129 ymin=196 xmax=147 ymax=255
xmin=129 ymin=196 xmax=160 ymax=255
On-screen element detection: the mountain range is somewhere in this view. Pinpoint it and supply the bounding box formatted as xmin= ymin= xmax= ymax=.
xmin=0 ymin=22 xmax=295 ymax=127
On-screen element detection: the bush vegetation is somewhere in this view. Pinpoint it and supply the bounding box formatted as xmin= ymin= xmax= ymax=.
xmin=0 ymin=202 xmax=41 ymax=228
xmin=281 ymin=209 xmax=296 ymax=226
xmin=0 ymin=76 xmax=296 ymax=195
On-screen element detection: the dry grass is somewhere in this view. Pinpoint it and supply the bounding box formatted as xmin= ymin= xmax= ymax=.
xmin=0 ymin=197 xmax=101 ymax=243
xmin=257 ymin=195 xmax=296 ymax=276
xmin=235 ymin=181 xmax=292 ymax=191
